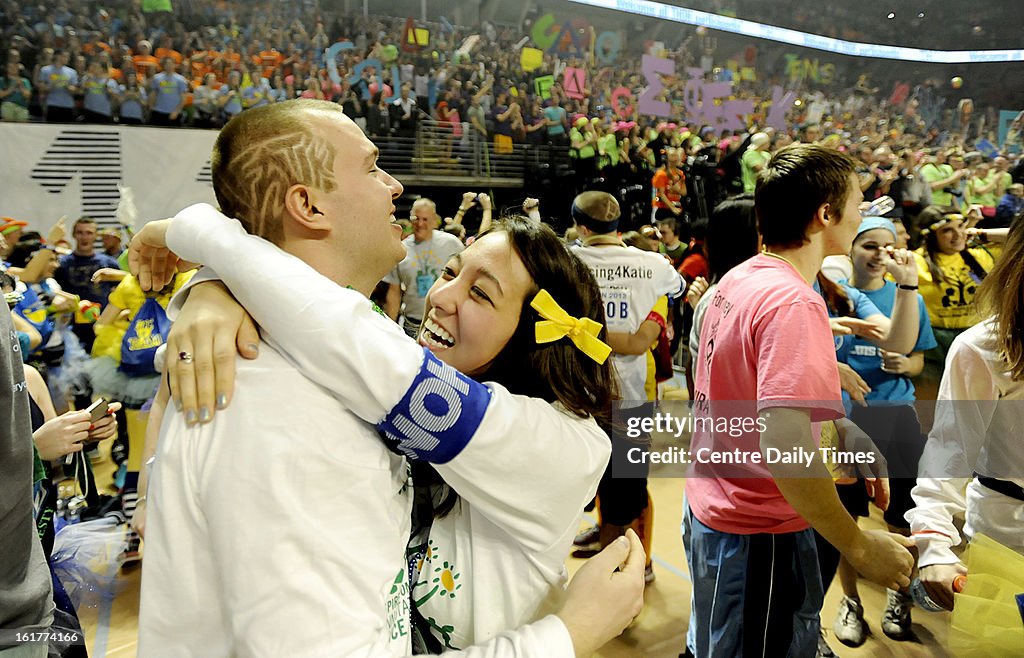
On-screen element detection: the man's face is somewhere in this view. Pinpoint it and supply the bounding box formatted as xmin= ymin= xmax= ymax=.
xmin=307 ymin=112 xmax=405 ymax=273
xmin=411 ymin=206 xmax=436 ymax=242
xmin=994 ymin=156 xmax=1008 ymax=171
xmin=824 ymin=174 xmax=864 ymax=256
xmin=101 ymin=234 xmax=121 ymax=252
xmin=73 ymin=222 xmax=97 ymax=254
xmin=659 ymin=226 xmax=676 ymax=244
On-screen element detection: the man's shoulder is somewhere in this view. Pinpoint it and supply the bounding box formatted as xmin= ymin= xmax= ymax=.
xmin=719 ymin=256 xmax=818 ymax=305
xmin=434 ymin=231 xmax=464 ymax=249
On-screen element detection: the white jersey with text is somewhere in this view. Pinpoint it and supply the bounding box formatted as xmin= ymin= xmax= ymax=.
xmin=571 ymin=244 xmax=684 ymax=403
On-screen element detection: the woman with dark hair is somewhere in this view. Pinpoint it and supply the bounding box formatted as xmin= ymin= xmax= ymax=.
xmin=912 ymin=205 xmax=995 ymax=384
xmin=907 ymin=212 xmax=1024 ymax=623
xmin=132 ymin=210 xmax=625 ymax=651
xmin=365 ymin=89 xmax=389 ymax=137
xmin=687 ymin=195 xmax=759 ymax=363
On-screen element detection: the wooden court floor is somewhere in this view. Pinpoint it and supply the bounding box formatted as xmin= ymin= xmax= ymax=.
xmin=77 ymin=428 xmax=952 ymax=657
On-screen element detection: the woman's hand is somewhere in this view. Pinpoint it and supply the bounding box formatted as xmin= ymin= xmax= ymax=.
xmin=167 ymin=281 xmax=260 ymax=425
xmin=558 ymin=529 xmax=645 ymax=658
xmin=49 ymin=291 xmax=78 ymax=314
xmin=918 ymin=562 xmax=967 ymax=611
xmin=132 ymin=499 xmax=147 ymax=540
xmin=837 ymin=362 xmax=871 ymax=406
xmin=128 ymin=219 xmax=199 ymax=291
xmin=686 ymin=276 xmax=709 ymax=311
xmin=33 ymin=410 xmax=91 ymax=461
xmin=87 ymin=401 xmax=121 ymax=441
xmin=880 ymin=350 xmax=912 ymax=375
xmin=831 ymin=316 xmax=887 ymax=342
xmin=882 ymin=246 xmax=919 ymax=287
xmin=92 ymin=267 xmax=130 ymax=284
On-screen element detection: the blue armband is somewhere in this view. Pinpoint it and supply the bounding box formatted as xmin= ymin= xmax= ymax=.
xmin=379 ymin=349 xmax=491 ymax=463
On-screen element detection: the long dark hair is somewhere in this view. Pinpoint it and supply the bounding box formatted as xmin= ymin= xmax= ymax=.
xmin=975 ymin=210 xmax=1024 ymax=381
xmin=706 ymin=195 xmax=758 ymax=284
xmin=418 ymin=215 xmax=617 ymax=517
xmin=918 ymin=205 xmax=989 ymax=284
xmin=478 ymin=215 xmax=617 ymax=423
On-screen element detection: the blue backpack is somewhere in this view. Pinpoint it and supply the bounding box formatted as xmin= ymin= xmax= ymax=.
xmin=118 ymin=295 xmax=170 ymax=377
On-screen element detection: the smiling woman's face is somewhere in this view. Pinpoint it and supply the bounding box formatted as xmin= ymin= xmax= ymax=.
xmin=418 ymin=232 xmax=535 ymax=376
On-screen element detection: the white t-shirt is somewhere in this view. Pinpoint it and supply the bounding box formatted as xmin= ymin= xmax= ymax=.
xmin=384 ymin=231 xmax=464 ymax=321
xmin=571 ymin=244 xmax=685 ymax=403
xmin=418 ymin=395 xmax=608 ymax=649
xmin=139 ymin=344 xmax=414 ymax=656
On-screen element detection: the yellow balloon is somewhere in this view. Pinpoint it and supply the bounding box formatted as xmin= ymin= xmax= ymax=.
xmin=951 ymin=76 xmax=964 ymax=89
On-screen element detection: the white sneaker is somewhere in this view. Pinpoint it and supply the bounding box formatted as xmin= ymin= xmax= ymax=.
xmin=882 ymin=588 xmax=913 ymax=639
xmin=832 ymin=596 xmax=866 ymax=646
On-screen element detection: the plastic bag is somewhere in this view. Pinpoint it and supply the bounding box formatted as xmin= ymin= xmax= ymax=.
xmin=949 ymin=534 xmax=1024 ymax=657
xmin=50 ymin=517 xmax=129 ymax=611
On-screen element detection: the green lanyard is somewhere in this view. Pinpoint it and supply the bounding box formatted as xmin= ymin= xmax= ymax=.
xmin=346 ymin=286 xmax=386 ymax=318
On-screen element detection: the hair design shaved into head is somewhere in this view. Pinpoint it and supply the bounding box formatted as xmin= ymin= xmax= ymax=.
xmin=211 ymin=99 xmax=342 ymax=244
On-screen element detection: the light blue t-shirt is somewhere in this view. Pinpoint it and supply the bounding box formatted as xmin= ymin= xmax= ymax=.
xmin=220 ymin=86 xmax=244 ymax=117
xmin=150 ymin=72 xmax=188 ymax=114
xmin=839 ymin=280 xmax=937 ymax=403
xmin=543 ymin=105 xmax=567 ymax=136
xmin=38 ymin=64 xmax=77 ymax=108
xmin=118 ymin=85 xmax=146 ymax=120
xmin=243 ymin=82 xmax=271 ymax=108
xmin=82 ymin=76 xmax=118 ymax=116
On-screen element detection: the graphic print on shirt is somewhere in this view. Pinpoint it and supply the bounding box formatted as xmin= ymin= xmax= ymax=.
xmin=941 ymin=278 xmax=976 ymax=309
xmin=414 ymin=538 xmax=463 ymax=649
xmin=386 ymin=567 xmax=411 ymax=641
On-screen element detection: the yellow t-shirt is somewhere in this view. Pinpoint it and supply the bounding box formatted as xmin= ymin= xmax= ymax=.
xmin=644 ymin=296 xmax=669 ymax=401
xmin=914 ymin=248 xmax=994 ymax=329
xmin=91 ymin=272 xmax=195 ymax=360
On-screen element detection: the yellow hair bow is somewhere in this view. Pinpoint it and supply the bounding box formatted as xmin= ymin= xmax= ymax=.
xmin=531 ymin=289 xmax=612 ymax=364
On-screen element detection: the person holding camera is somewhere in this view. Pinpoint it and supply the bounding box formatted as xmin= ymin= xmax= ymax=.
xmin=921 ymin=149 xmax=968 ymax=210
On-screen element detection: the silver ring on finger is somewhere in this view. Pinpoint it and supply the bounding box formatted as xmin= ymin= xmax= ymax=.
xmin=178 ymin=351 xmax=194 ymax=364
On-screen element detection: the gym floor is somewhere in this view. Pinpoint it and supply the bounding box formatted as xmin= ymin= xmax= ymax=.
xmin=76 ymin=410 xmax=951 ymax=658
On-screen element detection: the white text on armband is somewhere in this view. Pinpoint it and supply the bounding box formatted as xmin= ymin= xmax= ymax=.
xmin=592 ymin=265 xmax=654 ymax=280
xmin=378 ymin=349 xmax=491 ymax=463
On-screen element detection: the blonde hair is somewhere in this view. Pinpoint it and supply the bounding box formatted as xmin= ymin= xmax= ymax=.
xmin=976 ymin=215 xmax=1024 ymax=381
xmin=211 ymin=99 xmax=341 ymax=244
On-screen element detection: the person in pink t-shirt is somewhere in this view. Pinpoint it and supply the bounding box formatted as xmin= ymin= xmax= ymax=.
xmin=682 ymin=144 xmax=916 ymax=658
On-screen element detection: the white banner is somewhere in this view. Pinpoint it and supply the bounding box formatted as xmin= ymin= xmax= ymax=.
xmin=0 ymin=123 xmax=218 ymax=236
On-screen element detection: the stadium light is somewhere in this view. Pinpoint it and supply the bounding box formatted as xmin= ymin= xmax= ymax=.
xmin=566 ymin=0 xmax=1024 ymax=63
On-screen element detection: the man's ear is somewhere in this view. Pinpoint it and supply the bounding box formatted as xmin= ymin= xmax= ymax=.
xmin=815 ymin=203 xmax=832 ymax=227
xmin=283 ymin=184 xmax=330 ymax=232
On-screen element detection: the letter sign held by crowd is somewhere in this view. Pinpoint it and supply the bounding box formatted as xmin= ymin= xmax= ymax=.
xmin=563 ymin=67 xmax=586 ymax=100
xmin=639 ymin=56 xmax=754 ymax=130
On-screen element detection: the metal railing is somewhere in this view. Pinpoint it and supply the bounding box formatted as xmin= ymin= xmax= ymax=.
xmin=373 ymin=118 xmax=573 ymax=188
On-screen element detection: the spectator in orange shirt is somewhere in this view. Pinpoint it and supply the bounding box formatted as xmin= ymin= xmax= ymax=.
xmin=652 ymin=147 xmax=687 ymax=222
xmin=155 ymin=35 xmax=183 ymax=67
xmin=255 ymin=47 xmax=283 ymax=81
xmin=133 ymin=40 xmax=159 ymax=80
